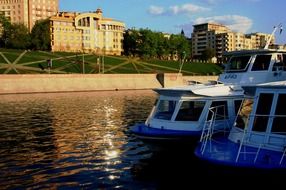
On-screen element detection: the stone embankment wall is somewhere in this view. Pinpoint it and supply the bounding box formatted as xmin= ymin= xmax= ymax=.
xmin=0 ymin=73 xmax=218 ymax=94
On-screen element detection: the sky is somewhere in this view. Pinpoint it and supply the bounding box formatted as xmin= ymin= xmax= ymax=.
xmin=59 ymin=0 xmax=286 ymax=44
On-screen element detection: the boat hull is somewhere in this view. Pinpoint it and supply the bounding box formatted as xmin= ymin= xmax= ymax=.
xmin=130 ymin=123 xmax=201 ymax=150
xmin=194 ymin=137 xmax=286 ymax=169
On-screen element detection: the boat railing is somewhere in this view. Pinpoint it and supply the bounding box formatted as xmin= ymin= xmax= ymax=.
xmin=187 ymin=80 xmax=202 ymax=85
xmin=235 ymin=129 xmax=286 ymax=166
xmin=187 ymin=80 xmax=223 ymax=86
xmin=224 ymin=68 xmax=248 ymax=73
xmin=280 ymin=147 xmax=286 ymax=165
xmin=235 ymin=130 xmax=260 ymax=163
xmin=200 ymin=105 xmax=230 ymax=154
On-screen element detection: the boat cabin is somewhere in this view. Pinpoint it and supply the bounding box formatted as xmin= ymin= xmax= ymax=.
xmin=130 ymin=83 xmax=244 ymax=141
xmin=219 ymin=49 xmax=286 ymax=85
xmin=229 ymin=83 xmax=286 ymax=155
xmin=195 ymin=82 xmax=286 ymax=169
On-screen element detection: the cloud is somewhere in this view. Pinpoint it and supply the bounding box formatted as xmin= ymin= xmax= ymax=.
xmin=194 ymin=15 xmax=253 ymax=33
xmin=203 ymin=0 xmax=260 ymax=4
xmin=148 ymin=5 xmax=165 ymax=15
xmin=148 ymin=3 xmax=210 ymax=16
xmin=169 ymin=4 xmax=210 ymax=15
xmin=202 ymin=0 xmax=224 ymax=5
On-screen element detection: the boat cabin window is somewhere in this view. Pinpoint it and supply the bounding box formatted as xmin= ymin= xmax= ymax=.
xmin=251 ymin=54 xmax=271 ymax=71
xmin=272 ymin=54 xmax=286 ymax=71
xmin=207 ymin=101 xmax=228 ymax=120
xmin=175 ymin=101 xmax=206 ymax=121
xmin=252 ymin=93 xmax=274 ymax=132
xmin=272 ymin=93 xmax=286 ymax=135
xmin=234 ymin=100 xmax=243 ymax=114
xmin=236 ymin=99 xmax=253 ymax=129
xmin=226 ymin=55 xmax=251 ymax=72
xmin=154 ymin=100 xmax=176 ymax=120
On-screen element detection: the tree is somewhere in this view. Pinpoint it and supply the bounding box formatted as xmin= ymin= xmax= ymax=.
xmin=0 ymin=15 xmax=12 ymax=48
xmin=8 ymin=23 xmax=31 ymax=49
xmin=156 ymin=32 xmax=169 ymax=60
xmin=123 ymin=28 xmax=140 ymax=56
xmin=137 ymin=28 xmax=157 ymax=59
xmin=123 ymin=28 xmax=191 ymax=60
xmin=30 ymin=19 xmax=51 ymax=50
xmin=169 ymin=34 xmax=190 ymax=60
xmin=202 ymin=47 xmax=216 ymax=62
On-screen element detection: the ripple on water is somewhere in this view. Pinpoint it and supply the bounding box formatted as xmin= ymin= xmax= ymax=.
xmin=0 ymin=91 xmax=157 ymax=189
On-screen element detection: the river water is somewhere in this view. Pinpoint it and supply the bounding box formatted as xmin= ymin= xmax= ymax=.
xmin=0 ymin=90 xmax=284 ymax=189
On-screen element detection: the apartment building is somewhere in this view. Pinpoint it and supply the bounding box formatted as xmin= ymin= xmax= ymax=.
xmin=0 ymin=0 xmax=58 ymax=30
xmin=50 ymin=8 xmax=125 ymax=55
xmin=192 ymin=23 xmax=230 ymax=60
xmin=192 ymin=23 xmax=273 ymax=63
xmin=245 ymin=32 xmax=272 ymax=49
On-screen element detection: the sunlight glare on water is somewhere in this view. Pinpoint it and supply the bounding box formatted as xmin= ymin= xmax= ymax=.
xmin=0 ymin=90 xmax=156 ymax=189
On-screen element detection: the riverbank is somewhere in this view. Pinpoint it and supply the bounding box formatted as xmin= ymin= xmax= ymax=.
xmin=0 ymin=73 xmax=217 ymax=94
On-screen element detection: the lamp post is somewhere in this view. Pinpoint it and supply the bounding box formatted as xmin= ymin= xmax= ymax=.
xmin=82 ymin=52 xmax=85 ymax=74
xmin=177 ymin=51 xmax=186 ymax=77
xmin=97 ymin=56 xmax=101 ymax=73
xmin=102 ymin=54 xmax=104 ymax=74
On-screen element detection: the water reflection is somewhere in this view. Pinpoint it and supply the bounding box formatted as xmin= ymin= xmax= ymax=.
xmin=0 ymin=90 xmax=284 ymax=189
xmin=0 ymin=90 xmax=156 ymax=189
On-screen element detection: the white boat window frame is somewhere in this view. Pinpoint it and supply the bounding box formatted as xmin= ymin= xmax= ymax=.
xmin=250 ymin=54 xmax=272 ymax=71
xmin=251 ymin=92 xmax=274 ymax=132
xmin=271 ymin=93 xmax=286 ymax=135
xmin=207 ymin=100 xmax=229 ymax=121
xmin=272 ymin=53 xmax=286 ymax=72
xmin=235 ymin=98 xmax=254 ymax=130
xmin=174 ymin=100 xmax=207 ymax=122
xmin=153 ymin=98 xmax=177 ymax=120
xmin=225 ymin=55 xmax=252 ymax=73
xmin=244 ymin=88 xmax=286 ymax=149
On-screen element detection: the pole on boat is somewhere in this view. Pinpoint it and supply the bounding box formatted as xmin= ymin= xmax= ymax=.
xmin=264 ymin=23 xmax=282 ymax=49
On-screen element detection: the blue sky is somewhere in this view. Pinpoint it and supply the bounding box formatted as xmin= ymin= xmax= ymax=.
xmin=60 ymin=0 xmax=286 ymax=44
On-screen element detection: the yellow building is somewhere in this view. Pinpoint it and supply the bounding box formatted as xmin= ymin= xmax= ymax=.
xmin=0 ymin=0 xmax=58 ymax=30
xmin=192 ymin=23 xmax=274 ymax=63
xmin=192 ymin=23 xmax=230 ymax=59
xmin=50 ymin=8 xmax=125 ymax=55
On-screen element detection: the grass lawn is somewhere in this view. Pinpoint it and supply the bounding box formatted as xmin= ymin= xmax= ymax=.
xmin=0 ymin=49 xmax=223 ymax=75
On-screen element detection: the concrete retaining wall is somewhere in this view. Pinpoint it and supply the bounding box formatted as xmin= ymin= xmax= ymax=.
xmin=0 ymin=73 xmax=218 ymax=94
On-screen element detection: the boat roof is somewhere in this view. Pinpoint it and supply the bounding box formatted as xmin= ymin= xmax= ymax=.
xmin=153 ymin=83 xmax=244 ymax=97
xmin=242 ymin=81 xmax=286 ymax=96
xmin=223 ymin=48 xmax=286 ymax=56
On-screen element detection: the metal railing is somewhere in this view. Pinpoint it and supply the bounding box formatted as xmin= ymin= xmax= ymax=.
xmin=200 ymin=105 xmax=230 ymax=154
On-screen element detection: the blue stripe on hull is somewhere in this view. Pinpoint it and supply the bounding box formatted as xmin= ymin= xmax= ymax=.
xmin=130 ymin=123 xmax=202 ymax=140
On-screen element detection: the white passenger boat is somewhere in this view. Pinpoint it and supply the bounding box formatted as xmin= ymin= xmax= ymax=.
xmin=131 ymin=48 xmax=286 ymax=143
xmin=194 ymin=81 xmax=286 ymax=169
xmin=131 ymin=82 xmax=244 ymax=143
xmin=218 ymin=48 xmax=286 ymax=85
xmin=131 ymin=23 xmax=286 ymax=144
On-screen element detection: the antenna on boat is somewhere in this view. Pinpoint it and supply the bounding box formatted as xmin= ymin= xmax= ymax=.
xmin=264 ymin=23 xmax=282 ymax=49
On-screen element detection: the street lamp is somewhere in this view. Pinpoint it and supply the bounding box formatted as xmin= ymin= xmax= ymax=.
xmin=102 ymin=54 xmax=104 ymax=74
xmin=177 ymin=51 xmax=186 ymax=77
xmin=82 ymin=52 xmax=85 ymax=74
